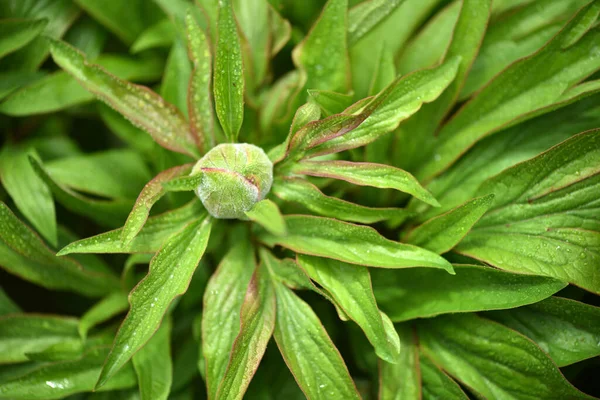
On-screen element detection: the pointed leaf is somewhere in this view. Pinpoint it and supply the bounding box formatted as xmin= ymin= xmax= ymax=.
xmin=456 ymin=130 xmax=600 ymax=293
xmin=245 ymin=199 xmax=286 ymax=236
xmin=368 ymin=43 xmax=396 ymax=96
xmin=0 ymin=202 xmax=119 ymax=297
xmin=259 ymin=248 xmax=312 ymax=290
xmin=379 ymin=324 xmax=420 ymax=400
xmin=0 ymin=288 xmax=20 ymax=316
xmin=298 ymin=255 xmax=400 ymax=363
xmin=487 ymin=297 xmax=600 ymax=367
xmin=420 ymin=353 xmax=469 ymax=400
xmin=131 ymin=19 xmax=176 ymax=53
xmin=203 ymin=241 xmax=256 ymax=400
xmin=48 ymin=39 xmax=199 ymax=157
xmin=347 ymin=0 xmax=405 ymax=46
xmin=132 ymin=318 xmax=172 ymax=400
xmin=372 ymin=264 xmax=566 ymax=322
xmin=404 ymin=195 xmax=494 ymax=254
xmin=0 ymin=18 xmax=47 ymax=59
xmin=261 ymin=215 xmax=453 ymax=272
xmin=418 ymin=314 xmax=594 ymax=400
xmin=214 ymin=0 xmax=245 ymax=142
xmin=161 ymin=38 xmax=192 ymax=116
xmin=307 ymin=90 xmax=354 ymax=117
xmin=291 ymin=160 xmax=439 ymax=206
xmin=0 ymin=144 xmax=56 ymax=246
xmin=96 ymin=216 xmax=212 ymax=388
xmin=273 ymin=283 xmax=361 ymax=400
xmin=79 ymin=292 xmax=129 ymax=340
xmin=216 ymin=263 xmax=276 ymax=400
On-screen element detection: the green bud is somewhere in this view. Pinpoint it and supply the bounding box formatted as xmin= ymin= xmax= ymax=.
xmin=192 ymin=143 xmax=273 ymax=219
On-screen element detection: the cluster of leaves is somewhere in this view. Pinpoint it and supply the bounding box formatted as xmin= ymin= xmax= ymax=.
xmin=1 ymin=0 xmax=600 ymax=399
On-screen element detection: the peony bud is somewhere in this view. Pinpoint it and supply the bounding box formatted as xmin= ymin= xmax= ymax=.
xmin=191 ymin=143 xmax=273 ymax=219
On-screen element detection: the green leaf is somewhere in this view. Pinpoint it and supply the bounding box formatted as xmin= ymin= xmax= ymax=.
xmin=216 ymin=262 xmax=276 ymax=400
xmin=0 ymin=144 xmax=56 ymax=246
xmin=368 ymin=43 xmax=396 ymax=96
xmin=0 ymin=287 xmax=20 ymax=316
xmin=272 ymin=178 xmax=410 ymax=224
xmin=273 ymin=282 xmax=361 ymax=400
xmin=297 ymin=255 xmax=400 ymax=363
xmin=96 ymin=216 xmax=212 ymax=388
xmin=403 ymin=195 xmax=494 ymax=254
xmin=45 ymin=149 xmax=152 ymax=200
xmin=372 ymin=264 xmax=566 ymax=322
xmin=456 ymin=130 xmax=600 ymax=293
xmin=0 ymin=346 xmax=137 ymax=399
xmin=379 ymin=324 xmax=420 ymax=400
xmin=132 ymin=318 xmax=172 ymax=400
xmin=307 ymin=90 xmax=354 ymax=117
xmin=308 ymin=56 xmax=460 ymax=157
xmin=203 ymin=241 xmax=256 ymax=400
xmin=268 ymin=4 xmax=291 ymax=57
xmin=245 ymin=199 xmax=287 ymax=236
xmin=486 ymin=297 xmax=600 ymax=367
xmin=29 ymin=156 xmax=132 ymax=228
xmin=48 ymin=39 xmax=199 ymax=157
xmin=0 ymin=202 xmax=119 ymax=297
xmin=420 ymin=353 xmax=468 ymax=400
xmin=418 ymin=314 xmax=594 ymax=400
xmin=214 ymin=0 xmax=245 ymax=142
xmin=347 ymin=0 xmax=405 ymax=46
xmin=98 ymin=104 xmax=157 ymax=155
xmin=260 ymin=248 xmax=312 ymax=290
xmin=0 ymin=315 xmax=78 ymax=363
xmin=291 ymin=160 xmax=439 ymax=207
xmin=161 ymin=173 xmax=204 ymax=192
xmin=57 ymin=201 xmax=204 ymax=255
xmin=79 ymin=292 xmax=129 ymax=340
xmin=233 ymin=0 xmax=270 ymax=89
xmin=261 ymin=215 xmax=454 ymax=272
xmin=121 ymin=164 xmax=193 ymax=245
xmin=418 ymin=1 xmax=600 ymax=179
xmin=131 ymin=19 xmax=176 ymax=53
xmin=161 ymin=38 xmax=192 ymax=116
xmin=0 ymin=70 xmax=45 ymax=100
xmin=0 ymin=18 xmax=47 ymax=59
xmin=293 ymin=0 xmax=350 ymax=94
xmin=186 ymin=12 xmax=215 ymax=152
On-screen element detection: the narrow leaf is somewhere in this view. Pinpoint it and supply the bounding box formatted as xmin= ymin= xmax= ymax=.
xmin=161 ymin=38 xmax=192 ymax=116
xmin=214 ymin=0 xmax=245 ymax=142
xmin=96 ymin=216 xmax=212 ymax=388
xmin=260 ymin=248 xmax=312 ymax=290
xmin=307 ymin=89 xmax=354 ymax=117
xmin=291 ymin=160 xmax=439 ymax=207
xmin=298 ymin=255 xmax=400 ymax=363
xmin=261 ymin=215 xmax=454 ymax=272
xmin=132 ymin=318 xmax=172 ymax=400
xmin=245 ymin=199 xmax=287 ymax=236
xmin=0 ymin=18 xmax=48 ymax=59
xmin=48 ymin=39 xmax=199 ymax=157
xmin=372 ymin=264 xmax=566 ymax=322
xmin=273 ymin=283 xmax=361 ymax=399
xmin=404 ymin=195 xmax=494 ymax=254
xmin=379 ymin=324 xmax=420 ymax=400
xmin=79 ymin=292 xmax=129 ymax=340
xmin=161 ymin=173 xmax=203 ymax=192
xmin=347 ymin=0 xmax=405 ymax=46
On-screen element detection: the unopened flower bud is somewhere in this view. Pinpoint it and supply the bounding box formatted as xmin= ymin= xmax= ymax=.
xmin=192 ymin=143 xmax=273 ymax=219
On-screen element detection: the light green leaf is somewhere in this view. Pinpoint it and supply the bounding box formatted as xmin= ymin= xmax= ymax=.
xmin=291 ymin=160 xmax=439 ymax=207
xmin=487 ymin=297 xmax=600 ymax=367
xmin=418 ymin=314 xmax=594 ymax=400
xmin=347 ymin=0 xmax=405 ymax=46
xmin=45 ymin=149 xmax=152 ymax=200
xmin=0 ymin=202 xmax=119 ymax=297
xmin=372 ymin=264 xmax=566 ymax=322
xmin=245 ymin=199 xmax=287 ymax=236
xmin=0 ymin=346 xmax=137 ymax=399
xmin=0 ymin=315 xmax=78 ymax=363
xmin=269 ymin=102 xmax=322 ymax=163
xmin=293 ymin=0 xmax=350 ymax=94
xmin=131 ymin=19 xmax=176 ymax=53
xmin=420 ymin=353 xmax=468 ymax=400
xmin=368 ymin=43 xmax=395 ymax=96
xmin=260 ymin=248 xmax=312 ymax=290
xmin=379 ymin=324 xmax=420 ymax=400
xmin=404 ymin=195 xmax=494 ymax=254
xmin=297 ymin=255 xmax=400 ymax=363
xmin=0 ymin=70 xmax=45 ymax=100
xmin=268 ymin=4 xmax=291 ymax=57
xmin=57 ymin=201 xmax=204 ymax=255
xmin=308 ymin=56 xmax=460 ymax=157
xmin=307 ymin=90 xmax=354 ymax=117
xmin=216 ymin=263 xmax=276 ymax=400
xmin=161 ymin=38 xmax=192 ymax=116
xmin=98 ymin=104 xmax=156 ymax=155
xmin=48 ymin=39 xmax=199 ymax=157
xmin=96 ymin=216 xmax=212 ymax=388
xmin=203 ymin=241 xmax=256 ymax=400
xmin=272 ymin=178 xmax=410 ymax=224
xmin=0 ymin=144 xmax=56 ymax=246
xmin=186 ymin=12 xmax=215 ymax=152
xmin=261 ymin=215 xmax=454 ymax=272
xmin=161 ymin=173 xmax=203 ymax=192
xmin=418 ymin=1 xmax=600 ymax=179
xmin=273 ymin=282 xmax=361 ymax=400
xmin=0 ymin=18 xmax=47 ymax=59
xmin=132 ymin=318 xmax=172 ymax=400
xmin=456 ymin=130 xmax=600 ymax=293
xmin=214 ymin=0 xmax=245 ymax=142
xmin=234 ymin=0 xmax=270 ymax=89
xmin=121 ymin=164 xmax=193 ymax=245
xmin=0 ymin=287 xmax=20 ymax=316
xmin=79 ymin=292 xmax=129 ymax=340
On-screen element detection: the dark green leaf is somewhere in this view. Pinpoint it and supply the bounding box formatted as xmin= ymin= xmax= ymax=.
xmin=132 ymin=318 xmax=172 ymax=400
xmin=0 ymin=287 xmax=20 ymax=316
xmin=379 ymin=324 xmax=420 ymax=400
xmin=0 ymin=18 xmax=47 ymax=59
xmin=420 ymin=353 xmax=468 ymax=400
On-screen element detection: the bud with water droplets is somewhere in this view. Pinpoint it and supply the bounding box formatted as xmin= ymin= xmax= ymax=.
xmin=191 ymin=143 xmax=273 ymax=219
